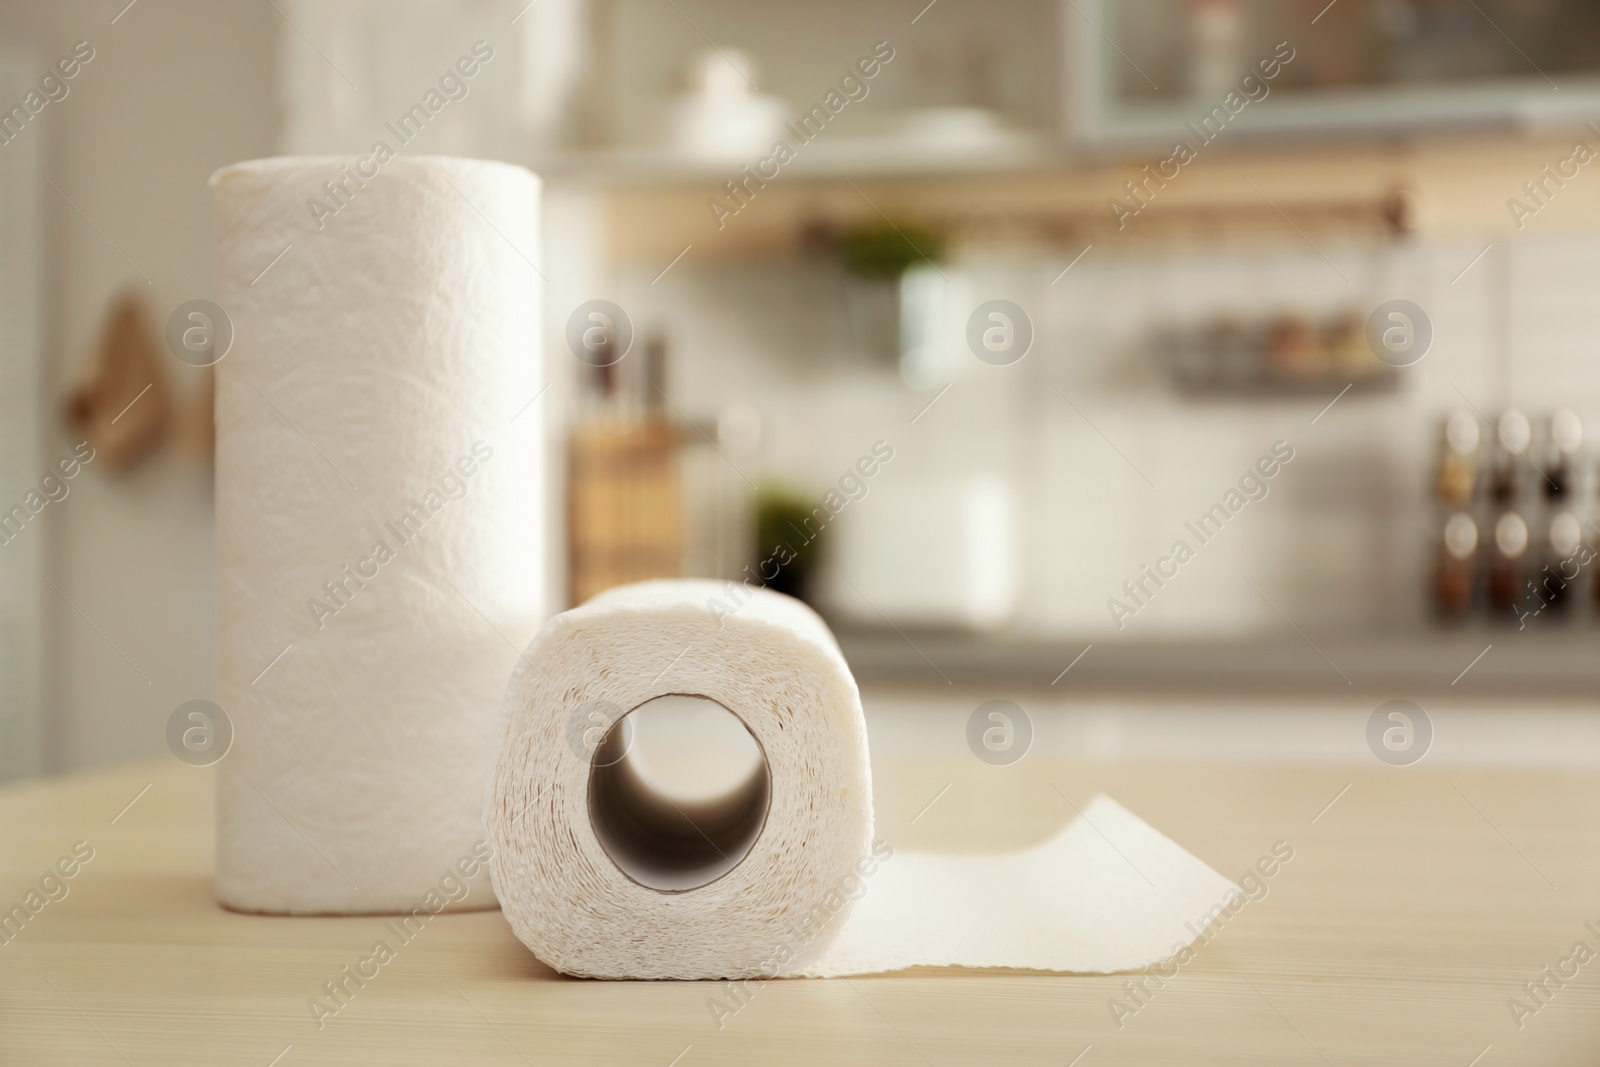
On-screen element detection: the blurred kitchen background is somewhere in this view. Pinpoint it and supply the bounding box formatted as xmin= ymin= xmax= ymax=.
xmin=6 ymin=0 xmax=1600 ymax=781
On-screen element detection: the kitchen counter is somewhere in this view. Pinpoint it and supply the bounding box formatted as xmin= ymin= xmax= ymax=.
xmin=839 ymin=628 xmax=1600 ymax=695
xmin=2 ymin=757 xmax=1596 ymax=1064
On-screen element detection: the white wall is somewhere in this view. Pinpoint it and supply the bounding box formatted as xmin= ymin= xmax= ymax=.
xmin=613 ymin=232 xmax=1600 ymax=638
xmin=0 ymin=0 xmax=277 ymax=773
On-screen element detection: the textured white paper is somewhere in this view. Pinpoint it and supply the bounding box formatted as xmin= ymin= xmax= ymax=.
xmin=488 ymin=580 xmax=1235 ymax=978
xmin=805 ymin=795 xmax=1237 ymax=976
xmin=212 ymin=156 xmax=542 ymax=915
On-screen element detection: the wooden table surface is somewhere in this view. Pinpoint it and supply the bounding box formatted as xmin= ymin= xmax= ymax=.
xmin=2 ymin=755 xmax=1598 ymax=1065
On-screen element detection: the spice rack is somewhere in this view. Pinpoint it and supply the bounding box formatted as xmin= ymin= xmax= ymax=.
xmin=1430 ymin=407 xmax=1594 ymax=627
xmin=1153 ymin=310 xmax=1399 ymax=397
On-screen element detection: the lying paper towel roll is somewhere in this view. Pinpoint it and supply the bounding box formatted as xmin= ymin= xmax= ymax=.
xmin=212 ymin=156 xmax=542 ymax=914
xmin=487 ymin=580 xmax=1236 ymax=979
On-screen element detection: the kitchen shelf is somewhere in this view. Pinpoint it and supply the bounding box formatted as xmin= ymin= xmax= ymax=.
xmin=533 ymin=135 xmax=1061 ymax=189
xmin=1168 ymin=376 xmax=1401 ymax=399
xmin=572 ymin=140 xmax=1427 ymax=267
xmin=834 ymin=627 xmax=1600 ymax=695
xmin=1163 ymin=368 xmax=1402 ymax=399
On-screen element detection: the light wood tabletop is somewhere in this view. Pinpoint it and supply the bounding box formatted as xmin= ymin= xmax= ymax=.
xmin=2 ymin=754 xmax=1597 ymax=1065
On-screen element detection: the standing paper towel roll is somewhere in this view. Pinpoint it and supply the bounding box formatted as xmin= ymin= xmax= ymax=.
xmin=487 ymin=580 xmax=1237 ymax=979
xmin=212 ymin=156 xmax=542 ymax=914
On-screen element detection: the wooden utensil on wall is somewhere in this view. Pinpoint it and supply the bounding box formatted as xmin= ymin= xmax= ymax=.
xmin=64 ymin=293 xmax=170 ymax=473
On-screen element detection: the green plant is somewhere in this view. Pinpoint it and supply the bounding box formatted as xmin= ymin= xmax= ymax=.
xmin=754 ymin=486 xmax=822 ymax=600
xmin=841 ymin=223 xmax=945 ymax=278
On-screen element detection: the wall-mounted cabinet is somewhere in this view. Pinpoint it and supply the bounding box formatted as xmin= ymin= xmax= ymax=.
xmin=1069 ymin=0 xmax=1600 ymax=145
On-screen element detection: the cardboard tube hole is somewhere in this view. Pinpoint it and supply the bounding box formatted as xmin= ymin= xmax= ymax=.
xmin=588 ymin=694 xmax=770 ymax=893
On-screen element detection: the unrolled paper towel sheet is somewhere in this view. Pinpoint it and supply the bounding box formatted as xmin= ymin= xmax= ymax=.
xmin=487 ymin=580 xmax=1237 ymax=979
xmin=212 ymin=156 xmax=542 ymax=914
